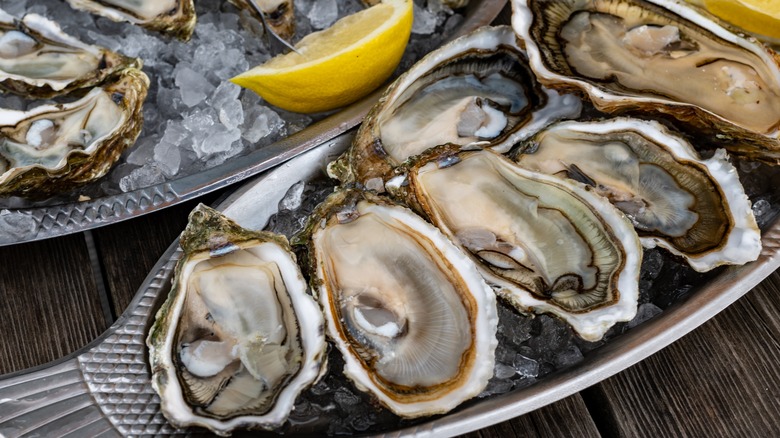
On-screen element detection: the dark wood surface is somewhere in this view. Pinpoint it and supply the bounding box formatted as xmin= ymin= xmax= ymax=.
xmin=3 ymin=190 xmax=780 ymax=437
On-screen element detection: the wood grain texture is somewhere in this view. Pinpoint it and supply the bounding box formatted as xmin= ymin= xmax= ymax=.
xmin=0 ymin=234 xmax=105 ymax=374
xmin=460 ymin=395 xmax=601 ymax=438
xmin=92 ymin=193 xmax=222 ymax=315
xmin=582 ymin=270 xmax=780 ymax=437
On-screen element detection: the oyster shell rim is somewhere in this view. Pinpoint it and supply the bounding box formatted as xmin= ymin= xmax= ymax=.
xmin=146 ymin=204 xmax=327 ymax=435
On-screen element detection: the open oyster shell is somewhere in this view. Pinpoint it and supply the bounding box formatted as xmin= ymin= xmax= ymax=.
xmin=0 ymin=9 xmax=140 ymax=98
xmin=514 ymin=118 xmax=761 ymax=272
xmin=511 ymin=0 xmax=780 ymax=162
xmin=64 ymin=0 xmax=196 ymax=41
xmin=148 ymin=204 xmax=326 ymax=435
xmin=327 ymin=25 xmax=581 ymax=189
xmin=405 ymin=147 xmax=642 ymax=341
xmin=299 ymin=189 xmax=498 ymax=418
xmin=0 ymin=67 xmax=149 ymax=198
xmin=229 ymin=0 xmax=295 ymax=41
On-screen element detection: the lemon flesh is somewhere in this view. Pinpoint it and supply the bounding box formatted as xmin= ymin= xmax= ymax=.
xmin=696 ymin=0 xmax=780 ymax=40
xmin=231 ymin=0 xmax=413 ymax=114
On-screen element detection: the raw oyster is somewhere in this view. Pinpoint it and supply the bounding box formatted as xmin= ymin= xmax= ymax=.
xmin=514 ymin=118 xmax=761 ymax=272
xmin=0 ymin=10 xmax=140 ymax=98
xmin=148 ymin=204 xmax=326 ymax=435
xmin=328 ymin=25 xmax=581 ymax=189
xmin=299 ymin=189 xmax=498 ymax=418
xmin=0 ymin=68 xmax=148 ymax=198
xmin=511 ymin=0 xmax=780 ymax=162
xmin=405 ymin=147 xmax=641 ymax=341
xmin=64 ymin=0 xmax=196 ymax=41
xmin=229 ymin=0 xmax=295 ymax=41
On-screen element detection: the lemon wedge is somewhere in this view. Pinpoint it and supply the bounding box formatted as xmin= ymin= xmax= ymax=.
xmin=693 ymin=0 xmax=780 ymax=41
xmin=231 ymin=0 xmax=413 ymax=114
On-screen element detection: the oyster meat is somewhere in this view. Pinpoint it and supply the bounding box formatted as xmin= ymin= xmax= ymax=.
xmin=148 ymin=205 xmax=326 ymax=435
xmin=328 ymin=25 xmax=580 ymax=189
xmin=229 ymin=0 xmax=295 ymax=41
xmin=514 ymin=118 xmax=761 ymax=272
xmin=300 ymin=189 xmax=498 ymax=418
xmin=0 ymin=68 xmax=149 ymax=198
xmin=64 ymin=0 xmax=196 ymax=40
xmin=406 ymin=148 xmax=642 ymax=341
xmin=0 ymin=9 xmax=140 ymax=98
xmin=512 ymin=0 xmax=780 ymax=161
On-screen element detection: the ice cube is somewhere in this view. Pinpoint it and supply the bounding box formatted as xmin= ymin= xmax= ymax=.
xmin=175 ymin=64 xmax=215 ymax=107
xmin=309 ymin=0 xmax=339 ymax=29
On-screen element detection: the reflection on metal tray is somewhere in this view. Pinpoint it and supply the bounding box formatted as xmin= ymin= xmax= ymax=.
xmin=1 ymin=131 xmax=780 ymax=437
xmin=0 ymin=0 xmax=507 ymax=247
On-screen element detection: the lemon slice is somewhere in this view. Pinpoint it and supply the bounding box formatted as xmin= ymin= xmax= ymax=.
xmin=231 ymin=0 xmax=413 ymax=114
xmin=694 ymin=0 xmax=780 ymax=41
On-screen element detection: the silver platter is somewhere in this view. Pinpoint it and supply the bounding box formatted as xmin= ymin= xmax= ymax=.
xmin=1 ymin=132 xmax=779 ymax=437
xmin=0 ymin=0 xmax=507 ymax=246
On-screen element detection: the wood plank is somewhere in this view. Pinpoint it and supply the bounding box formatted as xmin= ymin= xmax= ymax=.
xmin=92 ymin=194 xmax=221 ymax=316
xmin=581 ymin=270 xmax=780 ymax=437
xmin=460 ymin=395 xmax=601 ymax=438
xmin=0 ymin=234 xmax=105 ymax=374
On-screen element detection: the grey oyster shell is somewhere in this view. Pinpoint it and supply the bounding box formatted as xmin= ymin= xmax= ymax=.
xmin=404 ymin=147 xmax=642 ymax=341
xmin=0 ymin=68 xmax=149 ymax=198
xmin=513 ymin=118 xmax=761 ymax=272
xmin=327 ymin=25 xmax=581 ymax=189
xmin=148 ymin=204 xmax=327 ymax=435
xmin=65 ymin=0 xmax=196 ymax=41
xmin=511 ymin=0 xmax=780 ymax=163
xmin=0 ymin=9 xmax=140 ymax=98
xmin=297 ymin=188 xmax=498 ymax=418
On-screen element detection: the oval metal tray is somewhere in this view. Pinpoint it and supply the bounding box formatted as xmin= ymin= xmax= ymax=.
xmin=0 ymin=0 xmax=507 ymax=247
xmin=1 ymin=132 xmax=779 ymax=437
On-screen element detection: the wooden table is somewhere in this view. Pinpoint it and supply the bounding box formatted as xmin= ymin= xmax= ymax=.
xmin=2 ymin=187 xmax=780 ymax=437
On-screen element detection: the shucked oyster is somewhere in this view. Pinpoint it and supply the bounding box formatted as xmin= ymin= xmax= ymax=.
xmin=0 ymin=68 xmax=148 ymax=198
xmin=148 ymin=205 xmax=326 ymax=435
xmin=512 ymin=0 xmax=780 ymax=162
xmin=405 ymin=148 xmax=641 ymax=341
xmin=299 ymin=189 xmax=497 ymax=418
xmin=0 ymin=10 xmax=140 ymax=98
xmin=65 ymin=0 xmax=196 ymax=41
xmin=328 ymin=26 xmax=580 ymax=189
xmin=514 ymin=118 xmax=761 ymax=272
xmin=229 ymin=0 xmax=295 ymax=41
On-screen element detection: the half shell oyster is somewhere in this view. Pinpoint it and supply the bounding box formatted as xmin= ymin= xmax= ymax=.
xmin=300 ymin=189 xmax=498 ymax=418
xmin=514 ymin=118 xmax=761 ymax=272
xmin=229 ymin=0 xmax=295 ymax=41
xmin=64 ymin=0 xmax=196 ymax=41
xmin=405 ymin=148 xmax=642 ymax=341
xmin=511 ymin=0 xmax=780 ymax=161
xmin=148 ymin=204 xmax=326 ymax=435
xmin=328 ymin=25 xmax=581 ymax=188
xmin=0 ymin=68 xmax=149 ymax=198
xmin=0 ymin=9 xmax=140 ymax=98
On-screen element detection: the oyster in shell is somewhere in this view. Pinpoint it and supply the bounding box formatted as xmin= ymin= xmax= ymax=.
xmin=0 ymin=10 xmax=140 ymax=98
xmin=511 ymin=0 xmax=780 ymax=162
xmin=514 ymin=118 xmax=761 ymax=272
xmin=229 ymin=0 xmax=295 ymax=41
xmin=405 ymin=148 xmax=641 ymax=341
xmin=328 ymin=25 xmax=581 ymax=189
xmin=0 ymin=68 xmax=148 ymax=198
xmin=148 ymin=204 xmax=326 ymax=435
xmin=299 ymin=189 xmax=498 ymax=418
xmin=64 ymin=0 xmax=196 ymax=40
